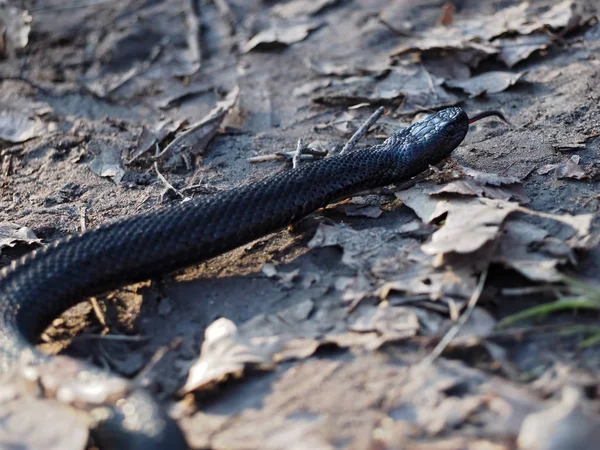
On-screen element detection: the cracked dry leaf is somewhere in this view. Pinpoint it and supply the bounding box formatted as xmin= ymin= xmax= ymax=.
xmin=378 ymin=66 xmax=458 ymax=113
xmin=445 ymin=71 xmax=526 ymax=97
xmin=379 ymin=262 xmax=479 ymax=301
xmin=272 ymin=0 xmax=340 ymax=19
xmin=261 ymin=262 xmax=300 ymax=288
xmin=421 ymin=200 xmax=519 ymax=256
xmin=348 ymin=305 xmax=419 ymax=342
xmin=158 ymin=86 xmax=239 ymax=169
xmin=0 ymin=109 xmax=54 ymax=143
xmin=395 ymin=182 xmax=457 ymax=223
xmin=179 ymin=318 xmax=275 ymax=394
xmin=493 ymin=221 xmax=572 ymax=282
xmin=88 ymin=139 xmax=126 ymax=184
xmin=306 ymin=58 xmax=390 ymax=77
xmin=0 ymin=222 xmax=41 ymax=254
xmin=241 ymin=22 xmax=322 ymax=53
xmin=538 ymin=155 xmax=586 ymax=180
xmin=495 ymin=34 xmax=553 ymax=68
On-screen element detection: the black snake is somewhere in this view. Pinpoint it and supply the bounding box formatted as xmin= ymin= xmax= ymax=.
xmin=0 ymin=107 xmax=497 ymax=448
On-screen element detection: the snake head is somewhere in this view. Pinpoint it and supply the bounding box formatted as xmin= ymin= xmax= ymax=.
xmin=380 ymin=107 xmax=469 ymax=179
xmin=408 ymin=107 xmax=469 ymax=161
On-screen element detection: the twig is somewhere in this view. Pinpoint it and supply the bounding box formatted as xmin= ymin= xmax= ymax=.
xmin=340 ymin=106 xmax=385 ymax=155
xmin=248 ymin=147 xmax=328 ymax=164
xmin=133 ymin=337 xmax=184 ymax=388
xmin=154 ymin=144 xmax=190 ymax=202
xmin=293 ymin=138 xmax=304 ymax=169
xmin=185 ymin=0 xmax=203 ymax=75
xmin=77 ymin=333 xmax=149 ymax=342
xmin=417 ymin=268 xmax=489 ymax=370
xmin=79 ymin=204 xmax=87 ymax=232
xmin=89 ymin=297 xmax=107 ymax=328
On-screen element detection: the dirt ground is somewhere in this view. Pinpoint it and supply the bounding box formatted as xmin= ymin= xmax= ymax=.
xmin=1 ymin=0 xmax=600 ymax=449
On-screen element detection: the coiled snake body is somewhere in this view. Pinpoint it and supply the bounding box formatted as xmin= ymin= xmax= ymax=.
xmin=0 ymin=108 xmax=471 ymax=448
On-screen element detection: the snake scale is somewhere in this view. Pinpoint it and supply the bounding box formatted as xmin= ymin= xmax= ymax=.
xmin=0 ymin=107 xmax=480 ymax=448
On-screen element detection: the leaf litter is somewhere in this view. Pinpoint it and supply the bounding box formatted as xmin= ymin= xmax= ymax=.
xmin=2 ymin=0 xmax=600 ymax=448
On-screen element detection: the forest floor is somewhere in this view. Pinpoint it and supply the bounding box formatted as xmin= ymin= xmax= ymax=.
xmin=1 ymin=0 xmax=600 ymax=449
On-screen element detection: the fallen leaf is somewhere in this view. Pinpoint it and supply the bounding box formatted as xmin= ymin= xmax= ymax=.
xmin=518 ymin=386 xmax=600 ymax=450
xmin=537 ymin=155 xmax=587 ymax=180
xmin=179 ymin=318 xmax=275 ymax=394
xmin=493 ymin=221 xmax=562 ymax=282
xmin=0 ymin=222 xmax=41 ymax=255
xmin=158 ymin=86 xmax=239 ymax=169
xmin=0 ymin=109 xmax=53 ymax=143
xmin=242 ymin=22 xmax=322 ymax=53
xmin=445 ymin=71 xmax=526 ymax=97
xmin=306 ymin=58 xmax=390 ymax=77
xmin=377 ymin=66 xmax=459 ymax=113
xmin=261 ymin=262 xmax=300 ymax=288
xmin=272 ymin=0 xmax=340 ymax=19
xmin=495 ymin=34 xmax=553 ymax=68
xmin=421 ymin=200 xmax=519 ymax=255
xmin=87 ymin=139 xmax=126 ymax=184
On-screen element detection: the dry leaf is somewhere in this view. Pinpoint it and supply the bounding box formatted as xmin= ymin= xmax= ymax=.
xmin=421 ymin=200 xmax=519 ymax=255
xmin=242 ymin=22 xmax=322 ymax=53
xmin=87 ymin=139 xmax=126 ymax=184
xmin=179 ymin=318 xmax=275 ymax=394
xmin=0 ymin=109 xmax=52 ymax=143
xmin=158 ymin=86 xmax=239 ymax=168
xmin=0 ymin=222 xmax=41 ymax=254
xmin=272 ymin=0 xmax=340 ymax=19
xmin=493 ymin=221 xmax=569 ymax=282
xmin=445 ymin=71 xmax=526 ymax=97
xmin=495 ymin=34 xmax=553 ymax=68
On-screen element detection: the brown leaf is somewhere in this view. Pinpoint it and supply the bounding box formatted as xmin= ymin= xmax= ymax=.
xmin=495 ymin=34 xmax=553 ymax=68
xmin=445 ymin=71 xmax=526 ymax=97
xmin=88 ymin=138 xmax=126 ymax=184
xmin=157 ymin=86 xmax=239 ymax=166
xmin=179 ymin=318 xmax=276 ymax=394
xmin=421 ymin=200 xmax=519 ymax=255
xmin=0 ymin=222 xmax=41 ymax=255
xmin=241 ymin=22 xmax=322 ymax=53
xmin=0 ymin=109 xmax=53 ymax=143
xmin=492 ymin=220 xmax=565 ymax=282
xmin=537 ymin=155 xmax=587 ymax=180
xmin=272 ymin=0 xmax=340 ymax=19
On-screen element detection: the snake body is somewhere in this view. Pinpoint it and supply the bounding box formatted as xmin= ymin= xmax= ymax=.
xmin=0 ymin=107 xmax=469 ymax=448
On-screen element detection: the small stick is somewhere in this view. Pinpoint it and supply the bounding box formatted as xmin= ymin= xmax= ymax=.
xmin=154 ymin=144 xmax=190 ymax=202
xmin=292 ymin=138 xmax=304 ymax=169
xmin=248 ymin=147 xmax=328 ymax=164
xmin=339 ymin=106 xmax=385 ymax=155
xmin=79 ymin=204 xmax=87 ymax=232
xmin=78 ymin=333 xmax=149 ymax=342
xmin=89 ymin=297 xmax=107 ymax=328
xmin=185 ymin=0 xmax=203 ymax=74
xmin=416 ymin=267 xmax=489 ymax=369
xmin=133 ymin=337 xmax=184 ymax=388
